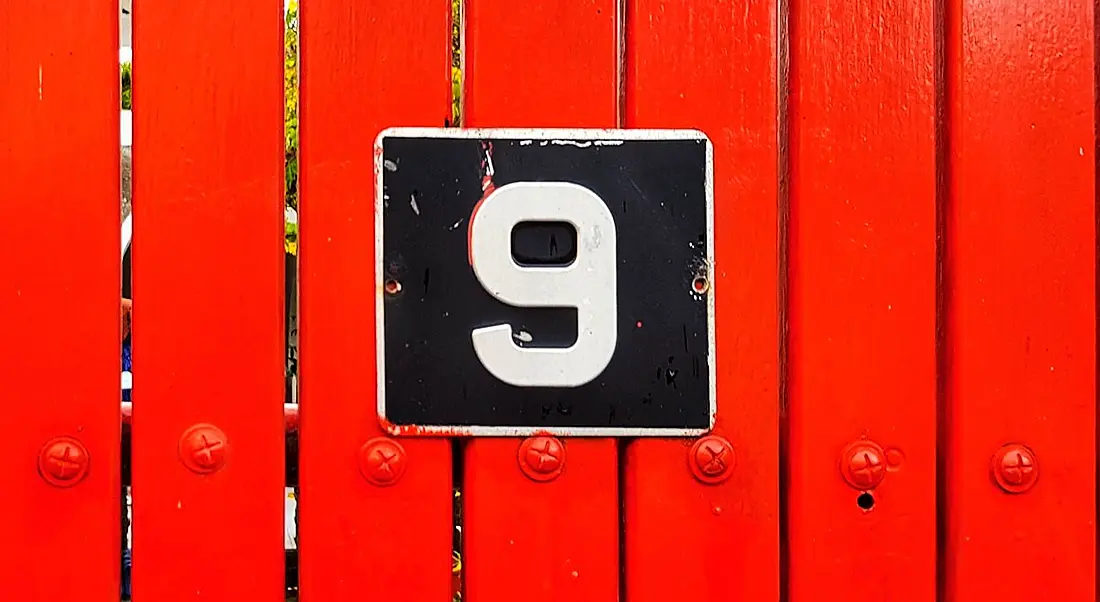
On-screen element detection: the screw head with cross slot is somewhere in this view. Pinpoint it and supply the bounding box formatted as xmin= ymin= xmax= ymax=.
xmin=840 ymin=440 xmax=887 ymax=490
xmin=518 ymin=436 xmax=565 ymax=482
xmin=179 ymin=424 xmax=228 ymax=474
xmin=991 ymin=443 xmax=1038 ymax=493
xmin=38 ymin=436 xmax=90 ymax=487
xmin=359 ymin=438 xmax=408 ymax=486
xmin=689 ymin=435 xmax=735 ymax=484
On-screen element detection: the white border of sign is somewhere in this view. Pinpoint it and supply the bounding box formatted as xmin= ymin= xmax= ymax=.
xmin=374 ymin=127 xmax=716 ymax=437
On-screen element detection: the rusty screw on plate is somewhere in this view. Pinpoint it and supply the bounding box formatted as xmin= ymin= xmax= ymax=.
xmin=179 ymin=424 xmax=228 ymax=474
xmin=689 ymin=435 xmax=735 ymax=485
xmin=991 ymin=443 xmax=1038 ymax=494
xmin=38 ymin=437 xmax=90 ymax=487
xmin=518 ymin=436 xmax=565 ymax=482
xmin=840 ymin=440 xmax=886 ymax=490
xmin=359 ymin=438 xmax=408 ymax=487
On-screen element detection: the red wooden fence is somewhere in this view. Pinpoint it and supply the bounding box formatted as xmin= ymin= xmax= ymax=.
xmin=1 ymin=0 xmax=1095 ymax=601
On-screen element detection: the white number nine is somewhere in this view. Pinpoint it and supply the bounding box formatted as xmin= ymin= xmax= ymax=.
xmin=469 ymin=181 xmax=617 ymax=388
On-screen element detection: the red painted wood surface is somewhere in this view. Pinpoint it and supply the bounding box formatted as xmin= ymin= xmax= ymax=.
xmin=297 ymin=0 xmax=454 ymax=600
xmin=5 ymin=3 xmax=1100 ymax=598
xmin=943 ymin=0 xmax=1097 ymax=600
xmin=787 ymin=0 xmax=937 ymax=599
xmin=0 ymin=1 xmax=120 ymax=599
xmin=121 ymin=402 xmax=299 ymax=430
xmin=622 ymin=1 xmax=780 ymax=600
xmin=462 ymin=1 xmax=619 ymax=600
xmin=130 ymin=0 xmax=286 ymax=598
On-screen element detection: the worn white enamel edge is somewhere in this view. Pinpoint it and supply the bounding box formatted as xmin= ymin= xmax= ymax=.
xmin=374 ymin=127 xmax=716 ymax=437
xmin=374 ymin=132 xmax=390 ymax=432
xmin=704 ymin=135 xmax=716 ymax=433
xmin=376 ymin=126 xmax=709 ymax=142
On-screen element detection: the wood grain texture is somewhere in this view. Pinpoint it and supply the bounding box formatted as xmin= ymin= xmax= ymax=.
xmin=623 ymin=0 xmax=781 ymax=600
xmin=943 ymin=0 xmax=1097 ymax=599
xmin=297 ymin=0 xmax=455 ymax=599
xmin=462 ymin=0 xmax=620 ymax=600
xmin=131 ymin=0 xmax=286 ymax=598
xmin=787 ymin=0 xmax=938 ymax=598
xmin=0 ymin=0 xmax=121 ymax=599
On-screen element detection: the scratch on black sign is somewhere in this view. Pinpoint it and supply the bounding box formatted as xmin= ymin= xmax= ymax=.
xmin=479 ymin=139 xmax=496 ymax=195
xmin=466 ymin=140 xmax=497 ymax=268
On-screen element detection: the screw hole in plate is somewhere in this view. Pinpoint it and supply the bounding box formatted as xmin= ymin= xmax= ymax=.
xmin=856 ymin=492 xmax=875 ymax=511
xmin=691 ymin=276 xmax=710 ymax=295
xmin=384 ymin=279 xmax=402 ymax=295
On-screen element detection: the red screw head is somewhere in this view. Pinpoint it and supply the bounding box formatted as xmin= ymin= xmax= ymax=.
xmin=518 ymin=436 xmax=565 ymax=482
xmin=38 ymin=437 xmax=90 ymax=487
xmin=179 ymin=424 xmax=228 ymax=474
xmin=689 ymin=435 xmax=735 ymax=484
xmin=359 ymin=438 xmax=407 ymax=487
xmin=991 ymin=443 xmax=1038 ymax=493
xmin=840 ymin=440 xmax=886 ymax=490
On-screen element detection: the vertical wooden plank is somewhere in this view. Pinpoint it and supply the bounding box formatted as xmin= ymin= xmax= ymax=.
xmin=622 ymin=1 xmax=779 ymax=601
xmin=297 ymin=0 xmax=454 ymax=600
xmin=130 ymin=0 xmax=286 ymax=598
xmin=943 ymin=0 xmax=1096 ymax=600
xmin=0 ymin=0 xmax=120 ymax=599
xmin=462 ymin=1 xmax=619 ymax=600
xmin=787 ymin=0 xmax=937 ymax=599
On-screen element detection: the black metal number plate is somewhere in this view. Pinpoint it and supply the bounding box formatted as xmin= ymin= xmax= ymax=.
xmin=375 ymin=128 xmax=714 ymax=436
